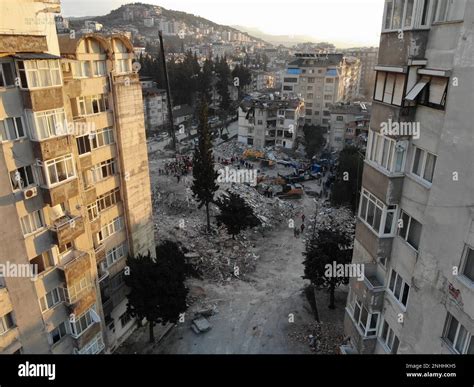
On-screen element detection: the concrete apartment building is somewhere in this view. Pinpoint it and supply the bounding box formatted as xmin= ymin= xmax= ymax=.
xmin=0 ymin=0 xmax=154 ymax=354
xmin=328 ymin=101 xmax=371 ymax=152
xmin=281 ymin=53 xmax=349 ymax=130
xmin=238 ymin=92 xmax=305 ymax=149
xmin=344 ymin=48 xmax=379 ymax=100
xmin=140 ymin=77 xmax=167 ymax=134
xmin=342 ymin=0 xmax=474 ymax=355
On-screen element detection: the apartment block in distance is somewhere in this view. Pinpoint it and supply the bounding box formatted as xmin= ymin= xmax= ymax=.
xmin=0 ymin=0 xmax=155 ymax=354
xmin=281 ymin=53 xmax=357 ymax=130
xmin=238 ymin=92 xmax=305 ymax=149
xmin=342 ymin=0 xmax=474 ymax=355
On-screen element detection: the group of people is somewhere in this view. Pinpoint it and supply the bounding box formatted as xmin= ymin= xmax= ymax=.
xmin=293 ymin=213 xmax=306 ymax=238
xmin=158 ymin=156 xmax=193 ymax=183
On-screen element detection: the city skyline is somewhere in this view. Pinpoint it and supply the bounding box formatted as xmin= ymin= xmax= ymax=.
xmin=60 ymin=0 xmax=384 ymax=47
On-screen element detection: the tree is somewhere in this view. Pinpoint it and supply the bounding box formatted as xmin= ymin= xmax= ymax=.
xmin=330 ymin=146 xmax=364 ymax=212
xmin=302 ymin=207 xmax=355 ymax=309
xmin=216 ymin=191 xmax=260 ymax=238
xmin=124 ymin=243 xmax=189 ymax=343
xmin=232 ymin=64 xmax=251 ymax=99
xmin=191 ymin=99 xmax=219 ymax=232
xmin=303 ymin=124 xmax=325 ymax=159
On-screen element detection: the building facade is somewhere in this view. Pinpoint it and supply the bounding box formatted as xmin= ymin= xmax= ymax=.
xmin=281 ymin=53 xmax=347 ymax=130
xmin=343 ymin=0 xmax=473 ymax=355
xmin=0 ymin=0 xmax=154 ymax=354
xmin=238 ymin=93 xmax=305 ymax=149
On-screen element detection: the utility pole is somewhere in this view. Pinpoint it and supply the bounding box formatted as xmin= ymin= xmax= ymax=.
xmin=158 ymin=30 xmax=177 ymax=154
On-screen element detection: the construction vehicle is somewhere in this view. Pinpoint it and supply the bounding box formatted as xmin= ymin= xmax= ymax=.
xmin=276 ymin=183 xmax=304 ymax=199
xmin=243 ymin=149 xmax=265 ymax=160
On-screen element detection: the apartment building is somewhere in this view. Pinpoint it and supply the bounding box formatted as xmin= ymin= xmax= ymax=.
xmin=342 ymin=0 xmax=474 ymax=355
xmin=0 ymin=0 xmax=154 ymax=354
xmin=328 ymin=102 xmax=371 ymax=152
xmin=344 ymin=48 xmax=379 ymax=100
xmin=140 ymin=77 xmax=167 ymax=134
xmin=281 ymin=53 xmax=348 ymax=130
xmin=238 ymin=92 xmax=305 ymax=149
xmin=340 ymin=56 xmax=362 ymax=102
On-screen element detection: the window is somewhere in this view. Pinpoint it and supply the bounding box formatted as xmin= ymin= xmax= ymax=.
xmin=50 ymin=321 xmax=68 ymax=344
xmin=283 ymin=77 xmax=298 ymax=83
xmin=43 ymin=154 xmax=76 ymax=187
xmin=20 ymin=209 xmax=45 ymax=235
xmin=71 ymin=61 xmax=91 ymax=78
xmin=32 ymin=108 xmax=67 ymax=140
xmin=336 ymin=116 xmax=344 ymax=121
xmin=307 ymin=93 xmax=313 ymax=99
xmin=348 ymin=291 xmax=379 ymax=337
xmin=97 ymin=217 xmax=123 ymax=243
xmin=103 ymin=243 xmax=127 ymax=269
xmin=433 ymin=0 xmax=466 ymax=22
xmin=367 ymin=129 xmax=407 ymax=173
xmin=93 ymin=60 xmax=107 ymax=77
xmin=411 ymin=146 xmax=437 ymax=183
xmin=76 ymin=135 xmax=91 ymax=155
xmin=0 ymin=312 xmax=15 ymax=334
xmin=10 ymin=165 xmax=36 ymax=190
xmin=66 ymin=276 xmax=92 ymax=304
xmin=398 ymin=210 xmax=422 ymax=251
xmin=419 ymin=76 xmax=448 ymax=109
xmin=75 ymin=94 xmax=108 ymax=117
xmin=115 ymin=59 xmax=131 ymax=74
xmin=0 ymin=62 xmax=16 ymax=87
xmin=40 ymin=287 xmax=65 ymax=312
xmin=383 ymin=0 xmax=415 ymax=30
xmin=87 ymin=202 xmax=99 ymax=221
xmin=58 ymin=242 xmax=73 ymax=255
xmin=96 ymin=188 xmax=120 ymax=213
xmin=461 ymin=247 xmax=474 ymax=283
xmin=324 ymin=95 xmax=332 ymax=101
xmin=374 ymin=71 xmax=406 ymax=106
xmin=17 ymin=60 xmax=61 ymax=89
xmin=70 ymin=307 xmax=99 ymax=338
xmin=359 ymin=189 xmax=397 ymax=236
xmin=379 ymin=319 xmax=400 ymax=353
xmin=388 ymin=269 xmax=410 ymax=307
xmin=120 ymin=312 xmax=132 ymax=328
xmin=78 ymin=333 xmax=105 ymax=354
xmin=0 ymin=117 xmax=26 ymax=141
xmin=444 ymin=313 xmax=473 ymax=354
xmin=283 ymin=85 xmax=292 ymax=91
xmin=305 ymin=109 xmax=312 ymax=115
xmin=91 ymin=158 xmax=116 ymax=183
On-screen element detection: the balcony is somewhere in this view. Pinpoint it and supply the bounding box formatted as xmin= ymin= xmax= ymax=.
xmin=42 ymin=178 xmax=79 ymax=206
xmin=362 ymin=162 xmax=404 ymax=205
xmin=0 ymin=327 xmax=21 ymax=354
xmin=66 ymin=287 xmax=97 ymax=317
xmin=370 ymin=103 xmax=416 ymax=135
xmin=21 ymin=87 xmax=64 ymax=112
xmin=32 ymin=135 xmax=73 ymax=161
xmin=343 ymin=310 xmax=377 ymax=354
xmin=378 ymin=30 xmax=429 ymax=67
xmin=51 ymin=215 xmax=85 ymax=246
xmin=73 ymin=110 xmax=114 ymax=132
xmin=66 ymin=77 xmax=108 ymax=99
xmin=350 ymin=263 xmax=385 ymax=313
xmin=355 ymin=220 xmax=393 ymax=264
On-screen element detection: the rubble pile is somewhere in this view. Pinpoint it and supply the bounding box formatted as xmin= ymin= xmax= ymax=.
xmin=288 ymin=321 xmax=344 ymax=354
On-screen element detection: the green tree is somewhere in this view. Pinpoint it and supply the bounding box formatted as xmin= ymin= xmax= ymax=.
xmin=124 ymin=246 xmax=188 ymax=343
xmin=303 ymin=208 xmax=355 ymax=309
xmin=191 ymin=99 xmax=219 ymax=232
xmin=330 ymin=146 xmax=364 ymax=212
xmin=232 ymin=64 xmax=252 ymax=99
xmin=303 ymin=124 xmax=325 ymax=159
xmin=216 ymin=191 xmax=260 ymax=238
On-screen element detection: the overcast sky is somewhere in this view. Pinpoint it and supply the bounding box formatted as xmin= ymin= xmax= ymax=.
xmin=60 ymin=0 xmax=384 ymax=46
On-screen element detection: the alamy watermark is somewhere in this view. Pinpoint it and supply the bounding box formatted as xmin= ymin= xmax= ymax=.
xmin=380 ymin=118 xmax=420 ymax=140
xmin=217 ymin=166 xmax=257 ymax=186
xmin=0 ymin=261 xmax=38 ymax=281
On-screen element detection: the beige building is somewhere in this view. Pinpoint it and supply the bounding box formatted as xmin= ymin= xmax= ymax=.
xmin=343 ymin=0 xmax=473 ymax=355
xmin=281 ymin=53 xmax=360 ymax=130
xmin=0 ymin=0 xmax=154 ymax=354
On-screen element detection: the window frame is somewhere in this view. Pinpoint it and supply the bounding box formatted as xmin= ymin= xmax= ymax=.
xmin=383 ymin=0 xmax=416 ymax=31
xmin=40 ymin=287 xmax=65 ymax=313
xmin=410 ymin=145 xmax=437 ymax=185
xmin=20 ymin=209 xmax=45 ymax=236
xmin=42 ymin=154 xmax=76 ymax=188
xmin=16 ymin=59 xmax=62 ymax=89
xmin=397 ymin=210 xmax=422 ymax=251
xmin=373 ymin=71 xmax=406 ymax=106
xmin=367 ymin=129 xmax=408 ymax=174
xmin=0 ymin=312 xmax=15 ymax=335
xmin=9 ymin=165 xmax=37 ymax=191
xmin=358 ymin=188 xmax=398 ymax=237
xmin=0 ymin=62 xmax=16 ymax=88
xmin=443 ymin=313 xmax=473 ymax=354
xmin=460 ymin=246 xmax=474 ymax=286
xmin=388 ymin=268 xmax=411 ymax=308
xmin=0 ymin=116 xmax=27 ymax=142
xmin=379 ymin=318 xmax=400 ymax=353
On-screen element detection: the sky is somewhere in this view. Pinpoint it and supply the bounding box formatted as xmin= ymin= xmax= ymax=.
xmin=60 ymin=0 xmax=385 ymax=47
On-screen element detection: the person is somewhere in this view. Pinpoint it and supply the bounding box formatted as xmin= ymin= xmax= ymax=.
xmin=302 ymin=213 xmax=305 ymax=223
xmin=300 ymin=223 xmax=305 ymax=234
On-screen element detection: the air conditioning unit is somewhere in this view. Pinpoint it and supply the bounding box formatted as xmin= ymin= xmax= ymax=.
xmin=23 ymin=187 xmax=38 ymax=200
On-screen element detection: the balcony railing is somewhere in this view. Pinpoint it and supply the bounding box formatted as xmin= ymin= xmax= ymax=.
xmin=51 ymin=214 xmax=85 ymax=246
